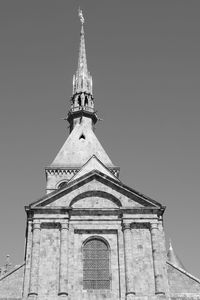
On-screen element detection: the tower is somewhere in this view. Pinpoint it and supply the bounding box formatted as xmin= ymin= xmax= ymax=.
xmin=0 ymin=9 xmax=200 ymax=300
xmin=45 ymin=10 xmax=119 ymax=195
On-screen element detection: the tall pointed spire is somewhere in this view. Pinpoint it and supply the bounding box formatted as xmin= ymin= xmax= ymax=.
xmin=68 ymin=9 xmax=97 ymax=132
xmin=72 ymin=8 xmax=93 ymax=95
xmin=45 ymin=10 xmax=119 ymax=193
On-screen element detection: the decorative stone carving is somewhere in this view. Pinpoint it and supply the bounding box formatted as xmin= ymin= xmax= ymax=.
xmin=45 ymin=168 xmax=80 ymax=176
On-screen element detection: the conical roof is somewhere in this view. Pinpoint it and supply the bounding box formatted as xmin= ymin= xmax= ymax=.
xmin=167 ymin=240 xmax=186 ymax=270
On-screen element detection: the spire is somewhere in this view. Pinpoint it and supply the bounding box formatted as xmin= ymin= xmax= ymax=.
xmin=46 ymin=10 xmax=119 ymax=192
xmin=72 ymin=9 xmax=93 ymax=95
xmin=167 ymin=240 xmax=186 ymax=270
xmin=68 ymin=9 xmax=97 ymax=132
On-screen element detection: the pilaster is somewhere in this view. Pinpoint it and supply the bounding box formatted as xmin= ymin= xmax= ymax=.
xmin=28 ymin=221 xmax=41 ymax=299
xmin=150 ymin=222 xmax=165 ymax=295
xmin=122 ymin=222 xmax=135 ymax=300
xmin=58 ymin=220 xmax=69 ymax=298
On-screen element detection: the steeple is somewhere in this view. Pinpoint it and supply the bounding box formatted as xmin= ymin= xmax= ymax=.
xmin=68 ymin=9 xmax=97 ymax=132
xmin=45 ymin=10 xmax=119 ymax=193
xmin=72 ymin=13 xmax=92 ymax=95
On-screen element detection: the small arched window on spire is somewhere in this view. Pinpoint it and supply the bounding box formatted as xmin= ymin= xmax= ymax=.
xmin=57 ymin=181 xmax=67 ymax=189
xmin=84 ymin=95 xmax=88 ymax=106
xmin=78 ymin=95 xmax=81 ymax=107
xmin=83 ymin=237 xmax=110 ymax=290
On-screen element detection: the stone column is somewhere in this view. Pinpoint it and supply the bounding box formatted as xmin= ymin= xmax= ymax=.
xmin=28 ymin=221 xmax=41 ymax=299
xmin=122 ymin=222 xmax=135 ymax=300
xmin=58 ymin=220 xmax=69 ymax=297
xmin=150 ymin=222 xmax=165 ymax=295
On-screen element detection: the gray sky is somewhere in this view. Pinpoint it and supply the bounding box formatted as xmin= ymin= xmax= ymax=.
xmin=0 ymin=0 xmax=200 ymax=277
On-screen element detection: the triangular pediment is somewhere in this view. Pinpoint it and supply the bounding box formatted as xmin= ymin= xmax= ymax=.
xmin=68 ymin=155 xmax=119 ymax=183
xmin=29 ymin=170 xmax=163 ymax=210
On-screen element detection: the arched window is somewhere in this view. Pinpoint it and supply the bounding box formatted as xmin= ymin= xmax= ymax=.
xmin=57 ymin=181 xmax=67 ymax=189
xmin=84 ymin=95 xmax=88 ymax=106
xmin=83 ymin=238 xmax=110 ymax=290
xmin=78 ymin=95 xmax=81 ymax=106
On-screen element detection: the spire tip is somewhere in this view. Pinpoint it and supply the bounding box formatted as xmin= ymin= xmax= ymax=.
xmin=78 ymin=7 xmax=85 ymax=25
xmin=169 ymin=238 xmax=172 ymax=250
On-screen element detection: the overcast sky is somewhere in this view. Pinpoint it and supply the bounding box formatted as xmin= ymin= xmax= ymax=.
xmin=0 ymin=0 xmax=200 ymax=278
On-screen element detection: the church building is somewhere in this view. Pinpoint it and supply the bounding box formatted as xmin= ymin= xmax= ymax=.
xmin=0 ymin=10 xmax=200 ymax=300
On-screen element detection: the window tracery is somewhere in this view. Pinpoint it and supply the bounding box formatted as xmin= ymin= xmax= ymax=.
xmin=83 ymin=238 xmax=110 ymax=290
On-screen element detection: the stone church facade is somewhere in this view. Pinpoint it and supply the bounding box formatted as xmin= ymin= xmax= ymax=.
xmin=1 ymin=13 xmax=200 ymax=300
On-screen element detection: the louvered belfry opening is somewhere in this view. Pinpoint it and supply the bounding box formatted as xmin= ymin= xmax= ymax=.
xmin=83 ymin=238 xmax=110 ymax=290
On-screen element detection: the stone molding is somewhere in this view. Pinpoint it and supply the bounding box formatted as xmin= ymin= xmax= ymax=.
xmin=45 ymin=166 xmax=120 ymax=178
xmin=31 ymin=221 xmax=41 ymax=231
xmin=74 ymin=229 xmax=117 ymax=234
xmin=150 ymin=222 xmax=159 ymax=230
xmin=122 ymin=222 xmax=131 ymax=231
xmin=45 ymin=168 xmax=79 ymax=176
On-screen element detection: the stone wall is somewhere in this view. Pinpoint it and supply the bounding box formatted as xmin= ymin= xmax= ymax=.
xmin=131 ymin=225 xmax=155 ymax=295
xmin=38 ymin=224 xmax=60 ymax=297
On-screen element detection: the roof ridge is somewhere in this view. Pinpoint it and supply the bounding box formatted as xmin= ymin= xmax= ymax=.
xmin=167 ymin=261 xmax=200 ymax=284
xmin=68 ymin=155 xmax=120 ymax=183
xmin=0 ymin=262 xmax=25 ymax=281
xmin=28 ymin=169 xmax=164 ymax=209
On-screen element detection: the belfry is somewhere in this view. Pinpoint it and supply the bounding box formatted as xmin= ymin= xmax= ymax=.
xmin=0 ymin=10 xmax=200 ymax=300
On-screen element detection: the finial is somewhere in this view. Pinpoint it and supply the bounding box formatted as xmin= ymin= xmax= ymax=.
xmin=167 ymin=240 xmax=186 ymax=270
xmin=169 ymin=238 xmax=172 ymax=250
xmin=78 ymin=7 xmax=85 ymax=25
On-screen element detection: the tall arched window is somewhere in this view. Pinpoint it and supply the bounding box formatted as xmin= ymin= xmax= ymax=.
xmin=83 ymin=238 xmax=110 ymax=290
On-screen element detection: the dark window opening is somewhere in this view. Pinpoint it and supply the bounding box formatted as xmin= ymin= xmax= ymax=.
xmin=83 ymin=238 xmax=110 ymax=290
xmin=85 ymin=96 xmax=88 ymax=106
xmin=57 ymin=181 xmax=67 ymax=189
xmin=79 ymin=134 xmax=86 ymax=140
xmin=78 ymin=95 xmax=81 ymax=106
